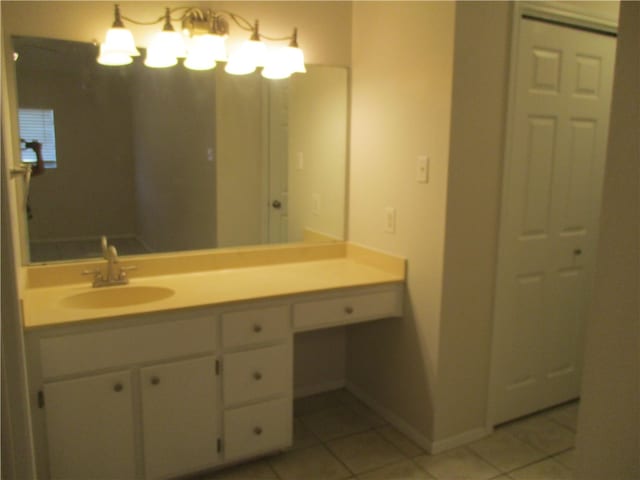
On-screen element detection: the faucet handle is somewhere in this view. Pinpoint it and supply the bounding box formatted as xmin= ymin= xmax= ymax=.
xmin=82 ymin=268 xmax=101 ymax=277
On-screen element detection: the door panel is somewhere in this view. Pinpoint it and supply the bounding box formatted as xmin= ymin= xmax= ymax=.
xmin=44 ymin=371 xmax=136 ymax=480
xmin=141 ymin=356 xmax=219 ymax=479
xmin=492 ymin=17 xmax=615 ymax=424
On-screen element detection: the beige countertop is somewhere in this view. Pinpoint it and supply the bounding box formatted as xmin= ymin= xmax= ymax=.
xmin=22 ymin=243 xmax=405 ymax=329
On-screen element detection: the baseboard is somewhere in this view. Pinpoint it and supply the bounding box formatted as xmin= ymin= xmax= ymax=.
xmin=294 ymin=379 xmax=346 ymax=399
xmin=345 ymin=381 xmax=433 ymax=453
xmin=346 ymin=381 xmax=493 ymax=454
xmin=429 ymin=426 xmax=492 ymax=454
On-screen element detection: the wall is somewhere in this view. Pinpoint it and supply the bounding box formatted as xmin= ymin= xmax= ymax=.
xmin=132 ymin=65 xmax=217 ymax=253
xmin=575 ymin=2 xmax=640 ymax=478
xmin=288 ymin=66 xmax=348 ymax=242
xmin=347 ymin=1 xmax=456 ymax=445
xmin=435 ymin=1 xmax=511 ymax=443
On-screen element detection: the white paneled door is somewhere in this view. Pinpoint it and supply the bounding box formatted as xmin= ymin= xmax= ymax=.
xmin=491 ymin=17 xmax=615 ymax=425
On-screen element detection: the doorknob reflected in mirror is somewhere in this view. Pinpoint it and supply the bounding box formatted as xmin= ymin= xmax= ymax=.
xmin=272 ymin=200 xmax=282 ymax=209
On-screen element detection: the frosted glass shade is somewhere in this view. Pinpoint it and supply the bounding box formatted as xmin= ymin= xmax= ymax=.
xmin=225 ymin=39 xmax=266 ymax=75
xmin=261 ymin=50 xmax=292 ymax=79
xmin=184 ymin=34 xmax=226 ymax=70
xmin=102 ymin=27 xmax=140 ymax=57
xmin=97 ymin=43 xmax=133 ymax=66
xmin=144 ymin=31 xmax=180 ymax=68
xmin=283 ymin=46 xmax=306 ymax=73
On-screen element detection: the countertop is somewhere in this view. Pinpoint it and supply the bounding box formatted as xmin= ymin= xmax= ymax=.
xmin=21 ymin=243 xmax=406 ymax=329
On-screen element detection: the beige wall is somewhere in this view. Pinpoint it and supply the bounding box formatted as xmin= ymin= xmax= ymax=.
xmin=435 ymin=1 xmax=511 ymax=442
xmin=288 ymin=66 xmax=348 ymax=242
xmin=347 ymin=1 xmax=456 ymax=444
xmin=575 ymin=2 xmax=639 ymax=477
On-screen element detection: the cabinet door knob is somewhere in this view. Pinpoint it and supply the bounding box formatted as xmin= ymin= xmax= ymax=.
xmin=574 ymin=248 xmax=582 ymax=256
xmin=253 ymin=324 xmax=263 ymax=333
xmin=253 ymin=426 xmax=263 ymax=435
xmin=151 ymin=376 xmax=160 ymax=386
xmin=344 ymin=306 xmax=354 ymax=315
xmin=113 ymin=383 xmax=123 ymax=393
xmin=253 ymin=371 xmax=263 ymax=381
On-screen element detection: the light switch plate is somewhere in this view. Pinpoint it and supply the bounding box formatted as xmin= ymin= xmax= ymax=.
xmin=312 ymin=193 xmax=321 ymax=215
xmin=385 ymin=207 xmax=396 ymax=233
xmin=417 ymin=155 xmax=429 ymax=183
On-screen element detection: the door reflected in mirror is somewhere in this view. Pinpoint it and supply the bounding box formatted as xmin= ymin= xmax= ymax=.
xmin=12 ymin=36 xmax=347 ymax=264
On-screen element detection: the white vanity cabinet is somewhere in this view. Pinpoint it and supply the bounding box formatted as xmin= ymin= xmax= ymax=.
xmin=26 ymin=282 xmax=404 ymax=480
xmin=28 ymin=313 xmax=221 ymax=480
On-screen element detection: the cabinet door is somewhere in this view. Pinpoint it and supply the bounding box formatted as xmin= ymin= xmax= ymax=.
xmin=141 ymin=356 xmax=219 ymax=479
xmin=43 ymin=371 xmax=136 ymax=480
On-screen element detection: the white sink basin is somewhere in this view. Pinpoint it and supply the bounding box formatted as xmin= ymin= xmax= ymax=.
xmin=60 ymin=286 xmax=175 ymax=309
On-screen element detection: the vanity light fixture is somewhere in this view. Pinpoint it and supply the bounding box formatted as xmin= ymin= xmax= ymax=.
xmin=97 ymin=4 xmax=306 ymax=79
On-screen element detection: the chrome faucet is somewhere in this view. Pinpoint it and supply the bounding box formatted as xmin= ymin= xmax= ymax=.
xmin=83 ymin=236 xmax=136 ymax=287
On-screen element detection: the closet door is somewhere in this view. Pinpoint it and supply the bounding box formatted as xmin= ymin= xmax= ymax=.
xmin=491 ymin=16 xmax=615 ymax=424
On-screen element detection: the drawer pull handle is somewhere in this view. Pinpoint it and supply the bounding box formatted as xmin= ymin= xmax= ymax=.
xmin=253 ymin=372 xmax=263 ymax=381
xmin=253 ymin=324 xmax=263 ymax=333
xmin=253 ymin=426 xmax=263 ymax=435
xmin=113 ymin=383 xmax=123 ymax=393
xmin=151 ymin=376 xmax=160 ymax=386
xmin=344 ymin=306 xmax=354 ymax=315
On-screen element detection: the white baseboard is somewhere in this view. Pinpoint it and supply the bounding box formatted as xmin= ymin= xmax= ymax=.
xmin=294 ymin=379 xmax=346 ymax=399
xmin=345 ymin=381 xmax=433 ymax=452
xmin=429 ymin=426 xmax=492 ymax=454
xmin=346 ymin=381 xmax=493 ymax=454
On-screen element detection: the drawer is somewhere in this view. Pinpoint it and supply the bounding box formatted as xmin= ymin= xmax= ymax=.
xmin=39 ymin=315 xmax=217 ymax=379
xmin=293 ymin=285 xmax=403 ymax=331
xmin=222 ymin=306 xmax=290 ymax=349
xmin=224 ymin=397 xmax=292 ymax=461
xmin=223 ymin=343 xmax=291 ymax=406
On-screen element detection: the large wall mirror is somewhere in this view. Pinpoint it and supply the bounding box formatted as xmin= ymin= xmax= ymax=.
xmin=12 ymin=35 xmax=347 ymax=264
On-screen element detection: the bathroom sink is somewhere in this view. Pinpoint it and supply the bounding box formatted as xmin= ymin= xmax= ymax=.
xmin=60 ymin=286 xmax=175 ymax=309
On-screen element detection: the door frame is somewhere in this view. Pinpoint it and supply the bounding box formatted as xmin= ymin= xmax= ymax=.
xmin=486 ymin=1 xmax=618 ymax=430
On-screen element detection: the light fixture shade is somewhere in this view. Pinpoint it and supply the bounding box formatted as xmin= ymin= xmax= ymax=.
xmin=225 ymin=39 xmax=266 ymax=75
xmin=103 ymin=27 xmax=140 ymax=57
xmin=207 ymin=34 xmax=228 ymax=62
xmin=184 ymin=38 xmax=216 ymax=70
xmin=97 ymin=43 xmax=133 ymax=66
xmin=144 ymin=31 xmax=180 ymax=68
xmin=261 ymin=49 xmax=292 ymax=79
xmin=283 ymin=46 xmax=306 ymax=73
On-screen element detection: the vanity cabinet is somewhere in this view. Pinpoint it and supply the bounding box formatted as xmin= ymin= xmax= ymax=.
xmin=29 ymin=313 xmax=221 ymax=480
xmin=26 ymin=283 xmax=403 ymax=480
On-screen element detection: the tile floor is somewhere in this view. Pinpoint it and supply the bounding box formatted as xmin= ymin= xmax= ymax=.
xmin=196 ymin=389 xmax=579 ymax=480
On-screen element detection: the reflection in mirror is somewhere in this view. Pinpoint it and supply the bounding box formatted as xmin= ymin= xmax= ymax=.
xmin=12 ymin=36 xmax=347 ymax=264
